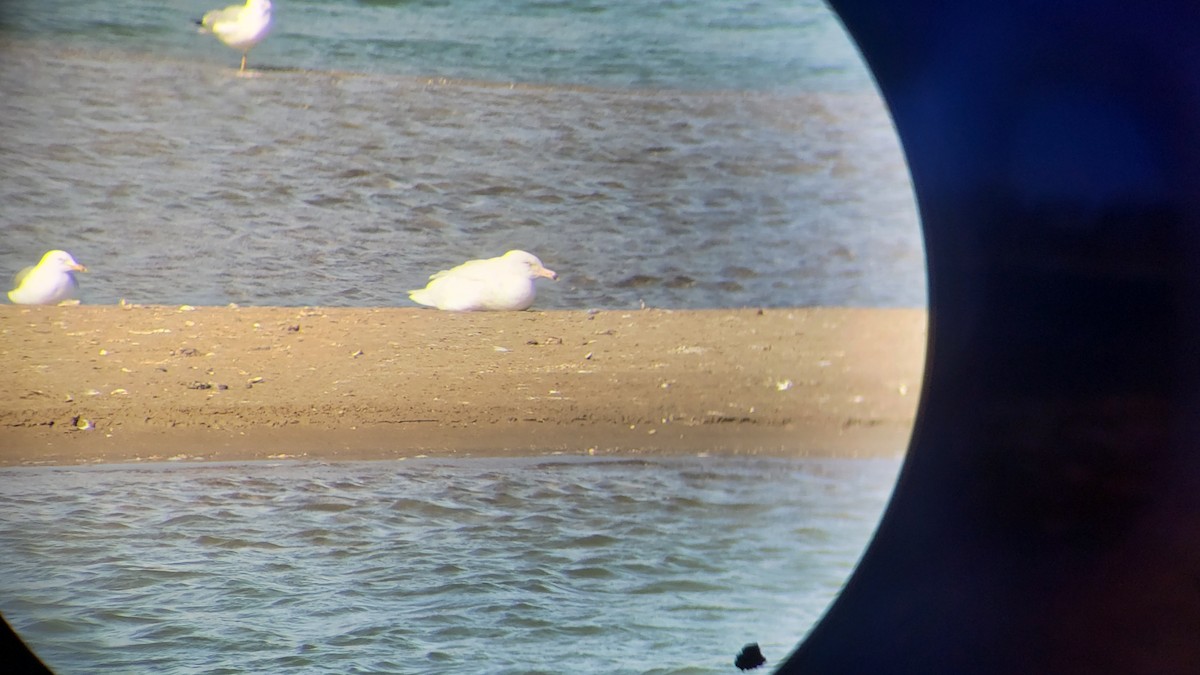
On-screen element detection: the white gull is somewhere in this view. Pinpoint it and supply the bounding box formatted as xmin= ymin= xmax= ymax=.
xmin=409 ymin=250 xmax=559 ymax=311
xmin=8 ymin=250 xmax=88 ymax=305
xmin=197 ymin=0 xmax=273 ymax=72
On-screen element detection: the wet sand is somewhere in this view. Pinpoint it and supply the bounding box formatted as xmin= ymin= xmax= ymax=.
xmin=0 ymin=306 xmax=925 ymax=466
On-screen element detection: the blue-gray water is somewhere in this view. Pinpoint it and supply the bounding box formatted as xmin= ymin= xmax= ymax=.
xmin=0 ymin=0 xmax=924 ymax=309
xmin=0 ymin=456 xmax=900 ymax=674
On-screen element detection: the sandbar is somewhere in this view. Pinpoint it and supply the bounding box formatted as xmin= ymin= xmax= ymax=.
xmin=0 ymin=306 xmax=926 ymax=466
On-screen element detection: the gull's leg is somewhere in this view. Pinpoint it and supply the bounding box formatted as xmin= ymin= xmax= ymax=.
xmin=240 ymin=53 xmax=248 ymax=72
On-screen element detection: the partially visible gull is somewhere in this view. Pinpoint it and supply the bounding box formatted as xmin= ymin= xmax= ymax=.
xmin=8 ymin=250 xmax=87 ymax=305
xmin=409 ymin=250 xmax=559 ymax=311
xmin=197 ymin=0 xmax=273 ymax=72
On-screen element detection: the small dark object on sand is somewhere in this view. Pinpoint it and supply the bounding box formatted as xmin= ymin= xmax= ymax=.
xmin=735 ymin=643 xmax=766 ymax=670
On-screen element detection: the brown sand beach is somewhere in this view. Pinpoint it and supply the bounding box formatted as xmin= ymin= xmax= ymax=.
xmin=0 ymin=306 xmax=925 ymax=466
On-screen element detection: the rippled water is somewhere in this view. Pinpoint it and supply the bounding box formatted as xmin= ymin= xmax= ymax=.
xmin=1 ymin=0 xmax=870 ymax=92
xmin=0 ymin=0 xmax=924 ymax=309
xmin=0 ymin=456 xmax=899 ymax=674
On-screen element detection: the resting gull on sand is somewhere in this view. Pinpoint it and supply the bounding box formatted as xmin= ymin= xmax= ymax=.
xmin=196 ymin=0 xmax=273 ymax=72
xmin=7 ymin=250 xmax=87 ymax=305
xmin=409 ymin=250 xmax=559 ymax=311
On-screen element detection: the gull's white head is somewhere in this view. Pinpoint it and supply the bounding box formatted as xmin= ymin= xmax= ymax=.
xmin=502 ymin=250 xmax=558 ymax=281
xmin=39 ymin=250 xmax=87 ymax=274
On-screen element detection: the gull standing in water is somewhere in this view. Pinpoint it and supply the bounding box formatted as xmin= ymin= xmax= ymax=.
xmin=409 ymin=250 xmax=559 ymax=311
xmin=7 ymin=250 xmax=87 ymax=305
xmin=197 ymin=0 xmax=273 ymax=72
